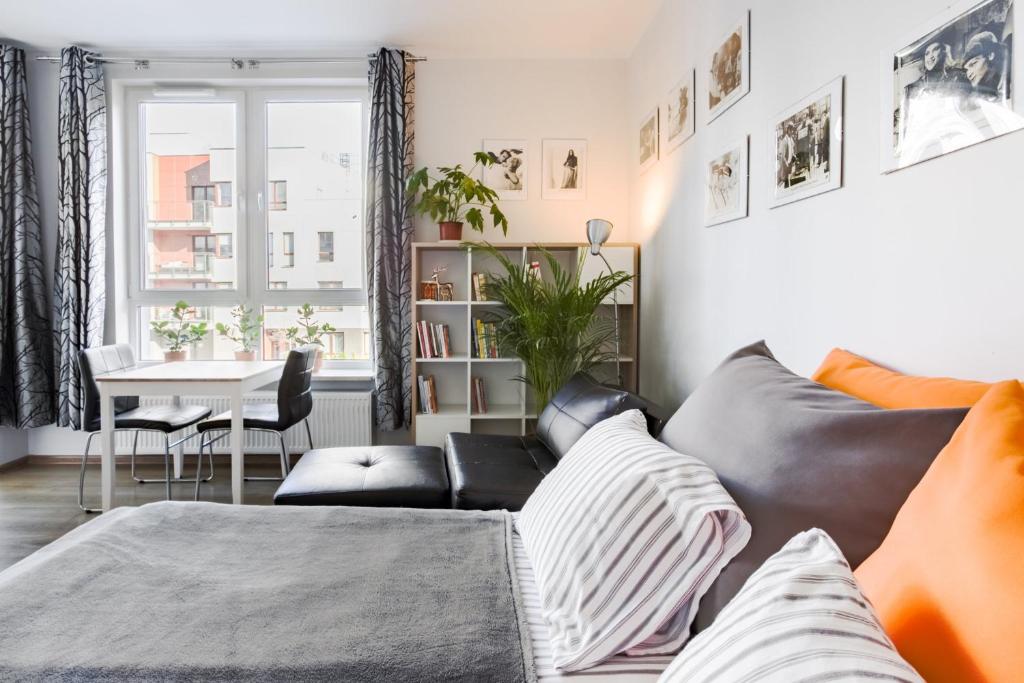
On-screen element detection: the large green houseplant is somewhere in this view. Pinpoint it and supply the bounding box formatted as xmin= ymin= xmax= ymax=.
xmin=468 ymin=242 xmax=633 ymax=410
xmin=407 ymin=153 xmax=509 ymax=241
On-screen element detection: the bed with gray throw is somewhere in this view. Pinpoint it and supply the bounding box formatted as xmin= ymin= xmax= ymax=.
xmin=0 ymin=502 xmax=535 ymax=683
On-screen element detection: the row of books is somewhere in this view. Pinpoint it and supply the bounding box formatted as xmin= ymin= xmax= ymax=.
xmin=417 ymin=374 xmax=439 ymax=414
xmin=471 ymin=272 xmax=490 ymax=301
xmin=472 ymin=319 xmax=500 ymax=359
xmin=471 ymin=377 xmax=489 ymax=414
xmin=417 ymin=321 xmax=453 ymax=359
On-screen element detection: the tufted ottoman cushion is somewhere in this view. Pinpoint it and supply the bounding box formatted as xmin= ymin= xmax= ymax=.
xmin=273 ymin=446 xmax=449 ymax=507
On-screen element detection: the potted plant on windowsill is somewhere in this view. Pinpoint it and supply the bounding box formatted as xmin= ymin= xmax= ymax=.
xmin=150 ymin=300 xmax=209 ymax=362
xmin=215 ymin=305 xmax=263 ymax=361
xmin=407 ymin=153 xmax=509 ymax=241
xmin=285 ymin=303 xmax=335 ymax=372
xmin=469 ymin=242 xmax=633 ymax=410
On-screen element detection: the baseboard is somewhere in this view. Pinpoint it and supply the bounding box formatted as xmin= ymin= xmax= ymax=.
xmin=27 ymin=453 xmax=303 ymax=467
xmin=0 ymin=456 xmax=30 ymax=473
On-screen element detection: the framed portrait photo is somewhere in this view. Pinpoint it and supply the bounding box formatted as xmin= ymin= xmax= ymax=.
xmin=481 ymin=139 xmax=527 ymax=201
xmin=881 ymin=0 xmax=1023 ymax=172
xmin=770 ymin=76 xmax=845 ymax=208
xmin=665 ymin=69 xmax=697 ymax=152
xmin=542 ymin=139 xmax=587 ymax=200
xmin=638 ymin=108 xmax=660 ymax=173
xmin=704 ymin=135 xmax=749 ymax=227
xmin=707 ymin=11 xmax=751 ymax=123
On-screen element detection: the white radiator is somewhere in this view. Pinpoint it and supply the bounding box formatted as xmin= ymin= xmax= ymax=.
xmin=117 ymin=392 xmax=372 ymax=454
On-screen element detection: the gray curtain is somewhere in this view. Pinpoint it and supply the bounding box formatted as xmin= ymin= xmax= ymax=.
xmin=0 ymin=45 xmax=55 ymax=428
xmin=54 ymin=46 xmax=106 ymax=429
xmin=366 ymin=48 xmax=415 ymax=431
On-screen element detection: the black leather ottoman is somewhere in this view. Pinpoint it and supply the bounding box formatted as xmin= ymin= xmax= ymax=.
xmin=273 ymin=446 xmax=449 ymax=507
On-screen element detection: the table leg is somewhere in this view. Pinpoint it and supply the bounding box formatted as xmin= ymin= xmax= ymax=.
xmin=230 ymin=388 xmax=244 ymax=505
xmin=100 ymin=386 xmax=117 ymax=511
xmin=172 ymin=395 xmax=184 ymax=479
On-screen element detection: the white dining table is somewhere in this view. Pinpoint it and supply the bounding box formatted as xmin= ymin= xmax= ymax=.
xmin=94 ymin=360 xmax=285 ymax=511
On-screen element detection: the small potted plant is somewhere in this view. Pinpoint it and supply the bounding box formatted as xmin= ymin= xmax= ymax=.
xmin=407 ymin=152 xmax=509 ymax=241
xmin=215 ymin=305 xmax=263 ymax=361
xmin=285 ymin=303 xmax=336 ymax=372
xmin=150 ymin=300 xmax=209 ymax=362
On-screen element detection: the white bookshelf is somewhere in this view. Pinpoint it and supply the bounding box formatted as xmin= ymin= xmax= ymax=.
xmin=412 ymin=242 xmax=640 ymax=448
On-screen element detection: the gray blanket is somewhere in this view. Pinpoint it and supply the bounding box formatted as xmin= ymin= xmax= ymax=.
xmin=0 ymin=502 xmax=536 ymax=682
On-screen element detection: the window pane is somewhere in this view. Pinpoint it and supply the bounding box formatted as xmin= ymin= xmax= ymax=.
xmin=262 ymin=305 xmax=370 ymax=360
xmin=266 ymin=101 xmax=363 ymax=290
xmin=139 ymin=305 xmax=238 ymax=360
xmin=142 ymin=102 xmax=237 ymax=290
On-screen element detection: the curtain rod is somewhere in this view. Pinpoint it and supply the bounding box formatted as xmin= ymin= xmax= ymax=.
xmin=33 ymin=53 xmax=426 ymax=70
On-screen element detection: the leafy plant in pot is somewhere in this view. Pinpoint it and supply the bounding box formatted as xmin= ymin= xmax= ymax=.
xmin=407 ymin=153 xmax=510 ymax=241
xmin=468 ymin=242 xmax=633 ymax=410
xmin=150 ymin=300 xmax=209 ymax=362
xmin=215 ymin=305 xmax=263 ymax=361
xmin=285 ymin=304 xmax=335 ymax=372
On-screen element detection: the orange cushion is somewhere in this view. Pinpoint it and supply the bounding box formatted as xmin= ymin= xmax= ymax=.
xmin=812 ymin=348 xmax=992 ymax=409
xmin=854 ymin=380 xmax=1024 ymax=683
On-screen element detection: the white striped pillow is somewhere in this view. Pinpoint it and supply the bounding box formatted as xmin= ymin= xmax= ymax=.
xmin=659 ymin=529 xmax=924 ymax=683
xmin=517 ymin=409 xmax=750 ymax=672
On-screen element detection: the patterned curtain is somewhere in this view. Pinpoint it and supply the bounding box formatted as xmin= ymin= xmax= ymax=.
xmin=0 ymin=46 xmax=55 ymax=428
xmin=53 ymin=47 xmax=106 ymax=429
xmin=366 ymin=48 xmax=415 ymax=431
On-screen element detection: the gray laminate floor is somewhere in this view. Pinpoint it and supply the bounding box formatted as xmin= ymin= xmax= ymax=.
xmin=0 ymin=460 xmax=283 ymax=572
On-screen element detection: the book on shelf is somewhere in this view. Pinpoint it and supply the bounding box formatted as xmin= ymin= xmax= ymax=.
xmin=471 ymin=318 xmax=500 ymax=359
xmin=417 ymin=374 xmax=439 ymax=414
xmin=416 ymin=321 xmax=453 ymax=359
xmin=472 ymin=272 xmax=490 ymax=301
xmin=471 ymin=376 xmax=488 ymax=414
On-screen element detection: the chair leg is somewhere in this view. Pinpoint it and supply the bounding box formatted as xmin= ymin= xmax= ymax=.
xmin=304 ymin=418 xmax=314 ymax=451
xmin=78 ymin=432 xmax=100 ymax=513
xmin=164 ymin=434 xmax=172 ymax=501
xmin=278 ymin=432 xmax=289 ymax=478
xmin=194 ymin=435 xmax=206 ymax=502
xmin=130 ymin=430 xmax=143 ymax=483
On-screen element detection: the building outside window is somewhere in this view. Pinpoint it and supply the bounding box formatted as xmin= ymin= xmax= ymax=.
xmin=318 ymin=231 xmax=334 ymax=262
xmin=282 ymin=232 xmax=295 ymax=267
xmin=269 ymin=180 xmax=287 ymax=210
xmin=191 ymin=185 xmax=214 ymax=222
xmin=267 ymin=232 xmax=273 ymax=267
xmin=192 ymin=234 xmax=216 ymax=273
xmin=214 ymin=181 xmax=232 ymax=207
xmin=215 ymin=233 xmax=233 ymax=258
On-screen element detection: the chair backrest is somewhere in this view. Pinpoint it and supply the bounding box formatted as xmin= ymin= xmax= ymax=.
xmin=79 ymin=344 xmax=141 ymax=432
xmin=275 ymin=345 xmax=317 ymax=429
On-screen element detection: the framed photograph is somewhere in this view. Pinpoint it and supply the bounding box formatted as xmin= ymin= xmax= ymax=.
xmin=542 ymin=139 xmax=587 ymax=200
xmin=481 ymin=139 xmax=527 ymax=200
xmin=665 ymin=69 xmax=697 ymax=152
xmin=882 ymin=0 xmax=1022 ymax=172
xmin=770 ymin=76 xmax=845 ymax=208
xmin=704 ymin=136 xmax=749 ymax=227
xmin=638 ymin=108 xmax=660 ymax=173
xmin=707 ymin=11 xmax=751 ymax=122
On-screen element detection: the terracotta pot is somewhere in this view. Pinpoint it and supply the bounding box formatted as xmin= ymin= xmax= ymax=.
xmin=234 ymin=350 xmax=256 ymax=361
xmin=438 ymin=221 xmax=463 ymax=241
xmin=164 ymin=350 xmax=187 ymax=362
xmin=313 ymin=349 xmax=324 ymax=373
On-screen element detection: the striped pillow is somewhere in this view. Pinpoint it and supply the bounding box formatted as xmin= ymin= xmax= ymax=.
xmin=659 ymin=529 xmax=924 ymax=683
xmin=517 ymin=409 xmax=750 ymax=672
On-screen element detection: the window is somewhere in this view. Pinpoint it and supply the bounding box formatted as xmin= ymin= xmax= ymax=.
xmin=269 ymin=180 xmax=287 ymax=210
xmin=127 ymin=86 xmax=369 ymax=364
xmin=215 ymin=233 xmax=233 ymax=258
xmin=214 ymin=181 xmax=232 ymax=207
xmin=282 ymin=232 xmax=295 ymax=267
xmin=318 ymin=231 xmax=334 ymax=262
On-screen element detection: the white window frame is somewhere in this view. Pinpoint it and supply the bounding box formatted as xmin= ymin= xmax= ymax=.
xmin=124 ymin=85 xmax=370 ymax=368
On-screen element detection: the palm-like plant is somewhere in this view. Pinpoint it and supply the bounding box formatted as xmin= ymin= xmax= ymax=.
xmin=468 ymin=242 xmax=633 ymax=410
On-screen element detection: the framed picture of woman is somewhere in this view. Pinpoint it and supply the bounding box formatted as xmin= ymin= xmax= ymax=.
xmin=542 ymin=139 xmax=588 ymax=200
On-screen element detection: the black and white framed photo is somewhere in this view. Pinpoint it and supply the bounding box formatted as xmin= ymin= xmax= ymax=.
xmin=707 ymin=11 xmax=751 ymax=123
xmin=541 ymin=139 xmax=587 ymax=200
xmin=770 ymin=77 xmax=844 ymax=208
xmin=704 ymin=136 xmax=749 ymax=227
xmin=665 ymin=69 xmax=697 ymax=152
xmin=882 ymin=0 xmax=1022 ymax=172
xmin=638 ymin=108 xmax=659 ymax=173
xmin=481 ymin=139 xmax=527 ymax=200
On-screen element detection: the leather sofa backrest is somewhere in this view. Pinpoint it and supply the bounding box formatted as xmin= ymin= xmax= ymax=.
xmin=536 ymin=374 xmax=655 ymax=460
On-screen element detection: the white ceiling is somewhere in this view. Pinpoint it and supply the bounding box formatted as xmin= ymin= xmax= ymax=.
xmin=0 ymin=0 xmax=662 ymax=60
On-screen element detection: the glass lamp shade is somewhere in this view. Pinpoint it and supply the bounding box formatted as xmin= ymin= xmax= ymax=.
xmin=586 ymin=219 xmax=614 ymax=255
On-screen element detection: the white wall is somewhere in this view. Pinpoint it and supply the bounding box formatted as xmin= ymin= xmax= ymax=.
xmin=0 ymin=429 xmax=28 ymax=466
xmin=628 ymin=0 xmax=1024 ymax=411
xmin=414 ymin=59 xmax=631 ymax=243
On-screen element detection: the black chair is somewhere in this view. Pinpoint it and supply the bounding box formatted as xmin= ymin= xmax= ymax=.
xmin=193 ymin=346 xmax=317 ymax=500
xmin=78 ymin=344 xmax=214 ymax=513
